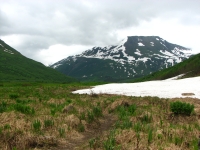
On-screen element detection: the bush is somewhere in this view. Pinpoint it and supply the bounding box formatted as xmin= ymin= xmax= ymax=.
xmin=170 ymin=101 xmax=194 ymax=115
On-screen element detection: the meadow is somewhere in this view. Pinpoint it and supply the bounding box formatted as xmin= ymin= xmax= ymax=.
xmin=0 ymin=82 xmax=199 ymax=150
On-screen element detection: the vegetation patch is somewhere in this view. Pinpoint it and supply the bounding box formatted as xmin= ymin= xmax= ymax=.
xmin=0 ymin=83 xmax=199 ymax=149
xmin=170 ymin=101 xmax=194 ymax=115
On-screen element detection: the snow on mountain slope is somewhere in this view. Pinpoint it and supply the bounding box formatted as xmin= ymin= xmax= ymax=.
xmin=50 ymin=36 xmax=193 ymax=82
xmin=73 ymin=76 xmax=200 ymax=99
xmin=60 ymin=36 xmax=191 ymax=66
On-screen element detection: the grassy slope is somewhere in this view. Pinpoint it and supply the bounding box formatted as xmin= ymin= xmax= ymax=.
xmin=0 ymin=83 xmax=200 ymax=149
xmin=0 ymin=40 xmax=76 ymax=83
xmin=132 ymin=53 xmax=200 ymax=82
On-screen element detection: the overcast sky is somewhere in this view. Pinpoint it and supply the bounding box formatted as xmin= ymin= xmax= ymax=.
xmin=1 ymin=0 xmax=200 ymax=65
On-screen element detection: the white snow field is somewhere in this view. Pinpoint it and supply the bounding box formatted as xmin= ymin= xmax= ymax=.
xmin=73 ymin=76 xmax=200 ymax=99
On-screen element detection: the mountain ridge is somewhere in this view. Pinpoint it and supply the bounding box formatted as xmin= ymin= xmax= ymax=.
xmin=0 ymin=39 xmax=76 ymax=83
xmin=50 ymin=36 xmax=193 ymax=82
xmin=132 ymin=53 xmax=200 ymax=82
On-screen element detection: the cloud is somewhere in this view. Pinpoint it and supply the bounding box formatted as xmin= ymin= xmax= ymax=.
xmin=0 ymin=0 xmax=200 ymax=65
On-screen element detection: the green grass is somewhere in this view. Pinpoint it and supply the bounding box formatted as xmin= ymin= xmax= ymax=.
xmin=32 ymin=119 xmax=41 ymax=132
xmin=0 ymin=82 xmax=199 ymax=150
xmin=44 ymin=119 xmax=54 ymax=128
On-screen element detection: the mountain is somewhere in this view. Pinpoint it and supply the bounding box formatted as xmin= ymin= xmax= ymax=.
xmin=132 ymin=53 xmax=200 ymax=82
xmin=50 ymin=36 xmax=193 ymax=82
xmin=0 ymin=39 xmax=76 ymax=83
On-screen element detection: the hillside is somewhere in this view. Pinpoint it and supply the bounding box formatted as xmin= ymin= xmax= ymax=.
xmin=50 ymin=36 xmax=192 ymax=82
xmin=132 ymin=53 xmax=200 ymax=82
xmin=0 ymin=39 xmax=76 ymax=83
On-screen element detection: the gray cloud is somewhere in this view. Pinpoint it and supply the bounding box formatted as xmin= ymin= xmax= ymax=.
xmin=0 ymin=0 xmax=200 ymax=64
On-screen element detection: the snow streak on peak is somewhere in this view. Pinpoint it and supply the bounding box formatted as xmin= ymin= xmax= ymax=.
xmin=74 ymin=36 xmax=192 ymax=66
xmin=75 ymin=36 xmax=154 ymax=64
xmin=51 ymin=36 xmax=193 ymax=69
xmin=138 ymin=42 xmax=145 ymax=46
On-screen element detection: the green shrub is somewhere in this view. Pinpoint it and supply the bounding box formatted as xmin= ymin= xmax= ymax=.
xmin=170 ymin=101 xmax=194 ymax=115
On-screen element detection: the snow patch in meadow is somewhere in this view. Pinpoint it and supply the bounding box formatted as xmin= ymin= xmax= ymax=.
xmin=73 ymin=76 xmax=200 ymax=99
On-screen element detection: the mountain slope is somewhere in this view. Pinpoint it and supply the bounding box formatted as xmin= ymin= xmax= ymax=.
xmin=50 ymin=36 xmax=192 ymax=82
xmin=132 ymin=53 xmax=200 ymax=82
xmin=0 ymin=39 xmax=76 ymax=82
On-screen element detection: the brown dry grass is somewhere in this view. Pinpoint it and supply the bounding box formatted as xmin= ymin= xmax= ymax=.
xmin=0 ymin=84 xmax=200 ymax=150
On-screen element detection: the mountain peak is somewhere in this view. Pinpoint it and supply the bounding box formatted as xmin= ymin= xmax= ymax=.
xmin=50 ymin=36 xmax=193 ymax=82
xmin=74 ymin=36 xmax=191 ymax=65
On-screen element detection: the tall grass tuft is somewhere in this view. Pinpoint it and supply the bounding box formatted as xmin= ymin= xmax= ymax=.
xmin=58 ymin=128 xmax=65 ymax=137
xmin=0 ymin=101 xmax=7 ymax=113
xmin=32 ymin=119 xmax=41 ymax=132
xmin=87 ymin=111 xmax=95 ymax=123
xmin=14 ymin=103 xmax=35 ymax=115
xmin=104 ymin=130 xmax=119 ymax=150
xmin=44 ymin=119 xmax=54 ymax=128
xmin=9 ymin=93 xmax=19 ymax=99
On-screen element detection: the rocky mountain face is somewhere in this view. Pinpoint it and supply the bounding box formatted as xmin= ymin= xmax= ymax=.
xmin=50 ymin=36 xmax=192 ymax=82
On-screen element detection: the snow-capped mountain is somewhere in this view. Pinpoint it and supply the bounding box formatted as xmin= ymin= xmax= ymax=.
xmin=50 ymin=36 xmax=193 ymax=82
